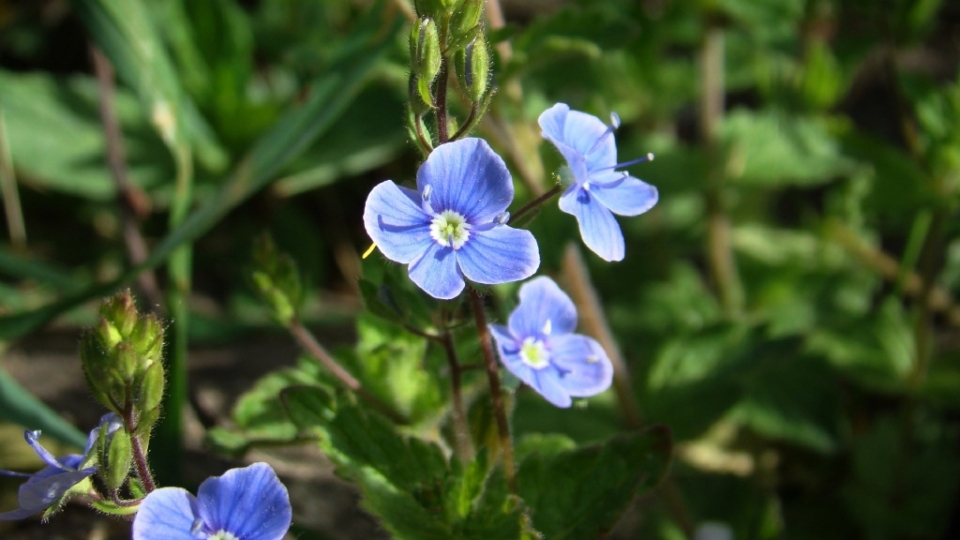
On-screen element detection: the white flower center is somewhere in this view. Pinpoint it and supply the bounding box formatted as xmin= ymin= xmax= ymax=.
xmin=430 ymin=210 xmax=470 ymax=249
xmin=207 ymin=531 xmax=239 ymax=540
xmin=520 ymin=337 xmax=549 ymax=368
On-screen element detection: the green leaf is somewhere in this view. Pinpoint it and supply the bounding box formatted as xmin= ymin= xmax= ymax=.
xmin=722 ymin=109 xmax=856 ymax=186
xmin=518 ymin=426 xmax=672 ymax=539
xmin=0 ymin=2 xmax=402 ymax=341
xmin=281 ymin=385 xmax=524 ymax=540
xmin=0 ymin=70 xmax=172 ymax=199
xmin=0 ymin=368 xmax=87 ymax=448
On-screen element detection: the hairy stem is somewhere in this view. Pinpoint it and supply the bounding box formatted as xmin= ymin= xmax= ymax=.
xmin=289 ymin=319 xmax=408 ymax=424
xmin=436 ymin=56 xmax=450 ymax=144
xmin=440 ymin=327 xmax=474 ymax=462
xmin=468 ymin=288 xmax=516 ymax=493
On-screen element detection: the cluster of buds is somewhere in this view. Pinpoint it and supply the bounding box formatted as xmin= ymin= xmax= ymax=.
xmin=408 ymin=0 xmax=491 ymax=144
xmin=250 ymin=233 xmax=304 ymax=326
xmin=80 ymin=290 xmax=165 ymax=436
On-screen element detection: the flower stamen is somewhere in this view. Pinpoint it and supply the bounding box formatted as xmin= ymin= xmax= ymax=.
xmin=520 ymin=337 xmax=550 ymax=369
xmin=430 ymin=210 xmax=470 ymax=249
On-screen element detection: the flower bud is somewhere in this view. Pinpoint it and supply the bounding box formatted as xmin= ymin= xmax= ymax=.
xmin=410 ymin=17 xmax=441 ymax=84
xmin=80 ymin=290 xmax=165 ymax=416
xmin=450 ymin=0 xmax=484 ymax=40
xmin=251 ymin=234 xmax=304 ymax=326
xmin=455 ymin=35 xmax=490 ymax=103
xmin=135 ymin=361 xmax=165 ymax=426
xmin=98 ymin=424 xmax=133 ymax=492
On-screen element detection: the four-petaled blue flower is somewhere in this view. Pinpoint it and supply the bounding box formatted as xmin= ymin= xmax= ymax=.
xmin=364 ymin=137 xmax=540 ymax=299
xmin=0 ymin=413 xmax=122 ymax=521
xmin=539 ymin=103 xmax=659 ymax=262
xmin=490 ymin=276 xmax=613 ymax=407
xmin=132 ymin=462 xmax=292 ymax=540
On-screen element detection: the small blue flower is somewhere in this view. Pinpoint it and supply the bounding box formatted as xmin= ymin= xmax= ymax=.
xmin=490 ymin=276 xmax=613 ymax=407
xmin=0 ymin=413 xmax=122 ymax=521
xmin=539 ymin=103 xmax=659 ymax=262
xmin=363 ymin=137 xmax=540 ymax=299
xmin=132 ymin=462 xmax=291 ymax=540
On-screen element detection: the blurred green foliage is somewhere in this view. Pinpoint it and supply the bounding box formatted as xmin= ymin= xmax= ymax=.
xmin=1 ymin=0 xmax=960 ymax=538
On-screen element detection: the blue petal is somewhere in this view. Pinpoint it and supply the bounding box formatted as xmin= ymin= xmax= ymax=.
xmin=14 ymin=467 xmax=95 ymax=517
xmin=530 ymin=368 xmax=573 ymax=408
xmin=489 ymin=324 xmax=517 ymax=351
xmin=196 ymin=463 xmax=291 ymax=540
xmin=559 ymin=187 xmax=625 ymax=262
xmin=457 ymin=226 xmax=539 ymax=286
xmin=539 ymin=103 xmax=617 ymax=178
xmin=507 ymin=277 xmax=578 ymax=339
xmin=132 ymin=487 xmax=200 ymax=540
xmin=548 ymin=334 xmax=613 ymax=398
xmin=409 ymin=241 xmax=464 ymax=300
xmin=591 ymin=175 xmax=659 ymax=216
xmin=416 ymin=138 xmax=514 ymax=223
xmin=363 ymin=180 xmax=433 ymax=264
xmin=0 ymin=506 xmax=39 ymax=521
xmin=24 ymin=431 xmax=67 ymax=471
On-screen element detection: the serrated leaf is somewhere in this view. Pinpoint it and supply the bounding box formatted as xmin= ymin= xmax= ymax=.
xmin=518 ymin=426 xmax=672 ymax=539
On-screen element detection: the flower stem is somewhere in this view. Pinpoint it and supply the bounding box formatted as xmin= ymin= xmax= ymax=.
xmin=468 ymin=287 xmax=517 ymax=493
xmin=124 ymin=412 xmax=156 ymax=493
xmin=289 ymin=319 xmax=408 ymax=425
xmin=440 ymin=327 xmax=474 ymax=462
xmin=436 ymin=56 xmax=450 ymax=144
xmin=509 ymin=184 xmax=562 ymax=226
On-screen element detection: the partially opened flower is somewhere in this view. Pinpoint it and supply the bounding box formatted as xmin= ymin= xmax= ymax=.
xmin=0 ymin=413 xmax=121 ymax=521
xmin=363 ymin=137 xmax=539 ymax=299
xmin=538 ymin=103 xmax=659 ymax=262
xmin=490 ymin=276 xmax=613 ymax=407
xmin=132 ymin=462 xmax=291 ymax=540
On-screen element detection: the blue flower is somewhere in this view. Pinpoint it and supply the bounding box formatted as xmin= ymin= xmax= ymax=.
xmin=0 ymin=414 xmax=122 ymax=520
xmin=538 ymin=103 xmax=659 ymax=262
xmin=490 ymin=276 xmax=613 ymax=407
xmin=363 ymin=137 xmax=540 ymax=299
xmin=132 ymin=462 xmax=291 ymax=540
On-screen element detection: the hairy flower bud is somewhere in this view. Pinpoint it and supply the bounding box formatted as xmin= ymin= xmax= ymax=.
xmin=450 ymin=0 xmax=484 ymax=39
xmin=250 ymin=234 xmax=304 ymax=326
xmin=455 ymin=35 xmax=490 ymax=103
xmin=98 ymin=424 xmax=133 ymax=492
xmin=410 ymin=17 xmax=441 ymax=84
xmin=80 ymin=290 xmax=165 ymax=416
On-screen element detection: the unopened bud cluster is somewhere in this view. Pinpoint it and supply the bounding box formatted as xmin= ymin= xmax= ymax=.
xmin=250 ymin=234 xmax=304 ymax=326
xmin=80 ymin=290 xmax=165 ymax=434
xmin=408 ymin=0 xmax=492 ymax=139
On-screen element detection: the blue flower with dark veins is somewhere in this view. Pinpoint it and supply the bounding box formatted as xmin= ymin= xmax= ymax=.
xmin=133 ymin=462 xmax=292 ymax=540
xmin=539 ymin=103 xmax=659 ymax=262
xmin=490 ymin=276 xmax=613 ymax=407
xmin=0 ymin=413 xmax=122 ymax=521
xmin=363 ymin=137 xmax=540 ymax=299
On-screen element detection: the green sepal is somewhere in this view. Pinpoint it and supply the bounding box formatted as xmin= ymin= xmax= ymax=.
xmin=135 ymin=360 xmax=166 ymax=419
xmin=454 ymin=35 xmax=490 ymax=103
xmin=449 ymin=0 xmax=484 ymax=41
xmin=410 ymin=18 xmax=442 ymax=83
xmin=99 ymin=426 xmax=133 ymax=492
xmin=91 ymin=498 xmax=141 ymax=516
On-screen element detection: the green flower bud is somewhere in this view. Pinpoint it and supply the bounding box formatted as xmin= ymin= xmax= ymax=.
xmin=135 ymin=361 xmax=165 ymax=422
xmin=450 ymin=0 xmax=484 ymax=40
xmin=98 ymin=425 xmax=133 ymax=492
xmin=415 ymin=0 xmax=453 ymax=18
xmin=410 ymin=17 xmax=441 ymax=84
xmin=134 ymin=408 xmax=160 ymax=437
xmin=251 ymin=234 xmax=304 ymax=326
xmin=80 ymin=290 xmax=166 ymax=416
xmin=455 ymin=35 xmax=490 ymax=103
